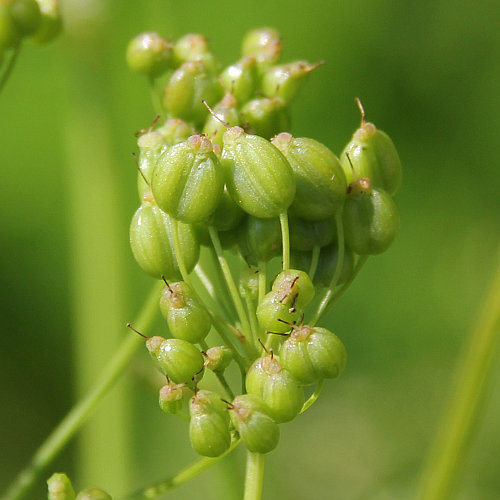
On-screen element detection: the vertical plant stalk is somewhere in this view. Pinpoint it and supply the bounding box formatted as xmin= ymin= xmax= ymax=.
xmin=279 ymin=212 xmax=290 ymax=270
xmin=418 ymin=248 xmax=500 ymax=500
xmin=243 ymin=452 xmax=265 ymax=500
xmin=308 ymin=245 xmax=321 ymax=281
xmin=0 ymin=42 xmax=22 ymax=94
xmin=2 ymin=283 xmax=163 ymax=500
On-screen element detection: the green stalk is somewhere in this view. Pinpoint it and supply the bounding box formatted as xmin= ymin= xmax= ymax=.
xmin=257 ymin=260 xmax=267 ymax=306
xmin=279 ymin=212 xmax=290 ymax=270
xmin=171 ymin=220 xmax=192 ymax=286
xmin=209 ymin=246 xmax=238 ymax=323
xmin=308 ymin=245 xmax=321 ymax=281
xmin=0 ymin=42 xmax=22 ymax=94
xmin=309 ymin=211 xmax=345 ymax=326
xmin=120 ymin=439 xmax=241 ymax=500
xmin=245 ymin=296 xmax=259 ymax=350
xmin=418 ymin=248 xmax=500 ymax=500
xmin=243 ymin=452 xmax=265 ymax=500
xmin=2 ymin=283 xmax=163 ymax=500
xmin=300 ymin=379 xmax=325 ymax=414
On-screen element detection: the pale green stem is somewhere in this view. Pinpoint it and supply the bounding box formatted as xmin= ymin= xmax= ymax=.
xmin=308 ymin=245 xmax=321 ymax=281
xmin=300 ymin=379 xmax=325 ymax=413
xmin=245 ymin=296 xmax=259 ymax=350
xmin=208 ymin=227 xmax=253 ymax=346
xmin=418 ymin=248 xmax=500 ymax=500
xmin=309 ymin=211 xmax=345 ymax=326
xmin=2 ymin=283 xmax=163 ymax=500
xmin=148 ymin=76 xmax=164 ymax=117
xmin=171 ymin=220 xmax=192 ymax=286
xmin=120 ymin=439 xmax=241 ymax=499
xmin=0 ymin=42 xmax=21 ymax=94
xmin=279 ymin=212 xmax=290 ymax=270
xmin=243 ymin=452 xmax=265 ymax=500
xmin=258 ymin=260 xmax=267 ymax=306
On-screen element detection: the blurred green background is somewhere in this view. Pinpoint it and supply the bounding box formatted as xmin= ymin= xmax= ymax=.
xmin=1 ymin=0 xmax=500 ymax=499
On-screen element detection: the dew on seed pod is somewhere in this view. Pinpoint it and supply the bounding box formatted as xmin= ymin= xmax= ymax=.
xmin=30 ymin=0 xmax=61 ymax=43
xmin=279 ymin=325 xmax=347 ymax=385
xmin=126 ymin=32 xmax=173 ymax=78
xmin=202 ymin=93 xmax=240 ymax=147
xmin=229 ymin=394 xmax=280 ymax=454
xmin=47 ymin=472 xmax=76 ymax=500
xmin=261 ymin=60 xmax=323 ymax=104
xmin=246 ymin=353 xmax=304 ymax=423
xmin=241 ymin=27 xmax=282 ymax=64
xmin=221 ymin=125 xmax=295 ymax=218
xmin=219 ymin=55 xmax=259 ymax=105
xmin=158 ymin=379 xmax=185 ymax=415
xmin=289 ymin=216 xmax=335 ymax=252
xmin=189 ymin=389 xmax=231 ymax=457
xmin=343 ymin=176 xmax=399 ymax=255
xmin=340 ymin=98 xmax=402 ymax=195
xmin=152 ymin=134 xmax=224 ymax=223
xmin=272 ymin=132 xmax=347 ymax=220
xmin=129 ymin=196 xmax=200 ymax=280
xmin=159 ymin=279 xmax=211 ymax=343
xmin=173 ymin=33 xmax=220 ymax=72
xmin=162 ymin=60 xmax=223 ymax=127
xmin=204 ymin=346 xmax=233 ymax=373
xmin=75 ymin=488 xmax=112 ymax=500
xmin=240 ymin=96 xmax=290 ymax=139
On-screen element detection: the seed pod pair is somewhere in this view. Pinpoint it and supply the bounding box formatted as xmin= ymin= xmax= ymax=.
xmin=340 ymin=99 xmax=402 ymax=196
xmin=229 ymin=394 xmax=279 ymax=453
xmin=280 ymin=325 xmax=347 ymax=385
xmin=152 ymin=134 xmax=224 ymax=223
xmin=221 ymin=126 xmax=295 ymax=219
xmin=246 ymin=354 xmax=304 ymax=423
xmin=129 ymin=196 xmax=199 ymax=280
xmin=159 ymin=280 xmax=211 ymax=343
xmin=145 ymin=336 xmax=204 ymax=384
xmin=189 ymin=390 xmax=231 ymax=457
xmin=343 ymin=177 xmax=399 ymax=255
xmin=272 ymin=133 xmax=347 ymax=221
xmin=126 ymin=32 xmax=173 ymax=78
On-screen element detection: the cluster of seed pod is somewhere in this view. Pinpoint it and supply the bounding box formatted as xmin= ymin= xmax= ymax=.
xmin=47 ymin=473 xmax=112 ymax=500
xmin=0 ymin=0 xmax=61 ymax=67
xmin=126 ymin=28 xmax=402 ymax=460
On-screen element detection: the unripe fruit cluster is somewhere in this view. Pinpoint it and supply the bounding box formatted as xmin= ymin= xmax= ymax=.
xmin=125 ymin=28 xmax=402 ymax=460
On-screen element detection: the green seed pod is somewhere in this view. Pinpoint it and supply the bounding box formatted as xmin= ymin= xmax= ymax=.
xmin=343 ymin=178 xmax=399 ymax=255
xmin=75 ymin=489 xmax=112 ymax=500
xmin=221 ymin=126 xmax=295 ymax=218
xmin=246 ymin=355 xmax=304 ymax=423
xmin=239 ymin=266 xmax=259 ymax=300
xmin=271 ymin=269 xmax=315 ymax=311
xmin=261 ymin=60 xmax=322 ymax=103
xmin=272 ymin=133 xmax=347 ymax=220
xmin=129 ymin=197 xmax=199 ymax=280
xmin=162 ymin=60 xmax=223 ymax=127
xmin=47 ymin=473 xmax=76 ymax=500
xmin=241 ymin=27 xmax=281 ymax=64
xmin=291 ymin=243 xmax=355 ymax=287
xmin=173 ymin=33 xmax=220 ymax=72
xmin=30 ymin=0 xmax=61 ymax=43
xmin=289 ymin=216 xmax=335 ymax=252
xmin=152 ymin=134 xmax=224 ymax=223
xmin=159 ymin=280 xmax=211 ymax=343
xmin=158 ymin=380 xmax=184 ymax=415
xmin=0 ymin=3 xmax=21 ymax=49
xmin=146 ymin=336 xmax=204 ymax=383
xmin=244 ymin=216 xmax=281 ymax=265
xmin=240 ymin=96 xmax=290 ymax=139
xmin=209 ymin=186 xmax=245 ymax=232
xmin=219 ymin=56 xmax=259 ymax=105
xmin=202 ymin=93 xmax=240 ymax=147
xmin=230 ymin=394 xmax=279 ymax=454
xmin=189 ymin=390 xmax=231 ymax=457
xmin=136 ymin=130 xmax=168 ymax=198
xmin=340 ymin=100 xmax=402 ymax=195
xmin=280 ymin=325 xmax=347 ymax=385
xmin=204 ymin=346 xmax=233 ymax=372
xmin=9 ymin=0 xmax=41 ymax=37
xmin=157 ymin=117 xmax=193 ymax=144
xmin=126 ymin=32 xmax=173 ymax=78
xmin=256 ymin=291 xmax=301 ymax=333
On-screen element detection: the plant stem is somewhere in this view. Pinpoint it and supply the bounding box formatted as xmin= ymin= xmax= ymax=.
xmin=309 ymin=211 xmax=345 ymax=326
xmin=301 ymin=379 xmax=325 ymax=413
xmin=243 ymin=452 xmax=265 ymax=500
xmin=308 ymin=245 xmax=321 ymax=281
xmin=171 ymin=220 xmax=192 ymax=286
xmin=148 ymin=76 xmax=164 ymax=117
xmin=258 ymin=260 xmax=267 ymax=306
xmin=2 ymin=282 xmax=163 ymax=500
xmin=0 ymin=42 xmax=21 ymax=94
xmin=279 ymin=212 xmax=290 ymax=270
xmin=245 ymin=296 xmax=259 ymax=350
xmin=209 ymin=246 xmax=238 ymax=322
xmin=418 ymin=248 xmax=500 ymax=500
